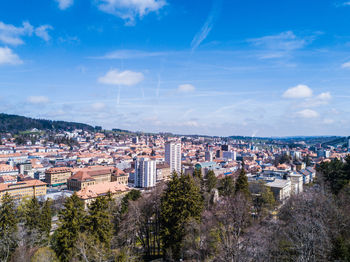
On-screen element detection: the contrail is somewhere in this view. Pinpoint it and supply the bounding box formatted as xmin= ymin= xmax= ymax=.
xmin=191 ymin=0 xmax=222 ymax=52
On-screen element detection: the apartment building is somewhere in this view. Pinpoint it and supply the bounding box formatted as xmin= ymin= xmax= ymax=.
xmin=45 ymin=167 xmax=73 ymax=186
xmin=0 ymin=179 xmax=47 ymax=200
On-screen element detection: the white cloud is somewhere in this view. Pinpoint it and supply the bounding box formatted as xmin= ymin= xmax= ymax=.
xmin=323 ymin=118 xmax=335 ymax=124
xmin=98 ymin=69 xmax=144 ymax=86
xmin=96 ymin=0 xmax=167 ymax=24
xmin=0 ymin=47 xmax=22 ymax=65
xmin=35 ymin=25 xmax=53 ymax=42
xmin=0 ymin=21 xmax=53 ymax=45
xmin=316 ymin=92 xmax=332 ymax=101
xmin=178 ymin=84 xmax=195 ymax=93
xmin=92 ymin=102 xmax=106 ymax=110
xmin=0 ymin=21 xmax=33 ymax=46
xmin=27 ymin=96 xmax=49 ymax=104
xmin=341 ymin=61 xmax=350 ymax=68
xmin=296 ymin=109 xmax=319 ymax=118
xmin=282 ymin=84 xmax=313 ymax=99
xmin=55 ymin=0 xmax=74 ymax=10
xmin=96 ymin=49 xmax=168 ymax=59
xmin=249 ymin=31 xmax=307 ymax=51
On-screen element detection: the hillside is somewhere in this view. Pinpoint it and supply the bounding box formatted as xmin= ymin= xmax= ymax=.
xmin=0 ymin=113 xmax=95 ymax=133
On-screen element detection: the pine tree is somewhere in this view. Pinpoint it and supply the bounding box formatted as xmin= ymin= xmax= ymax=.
xmin=193 ymin=168 xmax=202 ymax=179
xmin=219 ymin=175 xmax=235 ymax=197
xmin=24 ymin=197 xmax=41 ymax=232
xmin=206 ymin=170 xmax=217 ymax=193
xmin=40 ymin=199 xmax=52 ymax=241
xmin=235 ymin=168 xmax=250 ymax=197
xmin=160 ymin=172 xmax=203 ymax=260
xmin=0 ymin=193 xmax=18 ymax=261
xmin=52 ymin=193 xmax=86 ymax=262
xmin=86 ymin=196 xmax=113 ymax=248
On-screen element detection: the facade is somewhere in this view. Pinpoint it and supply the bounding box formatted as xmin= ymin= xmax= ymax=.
xmin=135 ymin=157 xmax=156 ymax=188
xmin=156 ymin=163 xmax=171 ymax=181
xmin=111 ymin=168 xmax=129 ymax=185
xmin=67 ymin=166 xmax=113 ymax=191
xmin=165 ymin=142 xmax=181 ymax=173
xmin=0 ymin=179 xmax=47 ymax=200
xmin=45 ymin=167 xmax=72 ymax=186
xmin=76 ymin=181 xmax=130 ymax=208
xmin=223 ymin=151 xmax=237 ymax=160
xmin=205 ymin=150 xmax=213 ymax=162
xmin=266 ymin=179 xmax=291 ymax=202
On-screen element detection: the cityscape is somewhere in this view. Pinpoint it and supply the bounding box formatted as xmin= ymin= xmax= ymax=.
xmin=1 ymin=0 xmax=350 ymax=261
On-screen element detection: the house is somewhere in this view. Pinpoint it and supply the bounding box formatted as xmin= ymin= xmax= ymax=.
xmin=45 ymin=167 xmax=73 ymax=186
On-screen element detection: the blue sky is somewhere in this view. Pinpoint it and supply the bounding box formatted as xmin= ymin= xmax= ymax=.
xmin=1 ymin=0 xmax=350 ymax=136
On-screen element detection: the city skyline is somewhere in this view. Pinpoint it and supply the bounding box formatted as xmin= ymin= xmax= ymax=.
xmin=1 ymin=0 xmax=350 ymax=136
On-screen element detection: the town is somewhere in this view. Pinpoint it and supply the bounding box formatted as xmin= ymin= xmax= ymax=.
xmin=0 ymin=125 xmax=348 ymax=205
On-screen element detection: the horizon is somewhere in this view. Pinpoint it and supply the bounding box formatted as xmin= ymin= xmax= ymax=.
xmin=1 ymin=0 xmax=350 ymax=136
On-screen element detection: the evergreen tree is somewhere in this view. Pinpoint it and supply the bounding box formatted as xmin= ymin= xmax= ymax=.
xmin=193 ymin=168 xmax=202 ymax=179
xmin=235 ymin=168 xmax=250 ymax=197
xmin=0 ymin=193 xmax=18 ymax=261
xmin=40 ymin=199 xmax=52 ymax=241
xmin=205 ymin=170 xmax=217 ymax=193
xmin=86 ymin=196 xmax=113 ymax=248
xmin=160 ymin=172 xmax=203 ymax=260
xmin=52 ymin=193 xmax=86 ymax=262
xmin=219 ymin=175 xmax=235 ymax=197
xmin=24 ymin=197 xmax=41 ymax=233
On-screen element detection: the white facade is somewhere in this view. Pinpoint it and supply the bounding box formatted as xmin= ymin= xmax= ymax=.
xmin=223 ymin=151 xmax=237 ymax=161
xmin=135 ymin=158 xmax=156 ymax=188
xmin=165 ymin=142 xmax=181 ymax=173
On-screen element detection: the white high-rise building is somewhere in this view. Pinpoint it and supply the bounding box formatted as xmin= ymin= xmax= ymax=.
xmin=165 ymin=142 xmax=181 ymax=173
xmin=135 ymin=157 xmax=156 ymax=188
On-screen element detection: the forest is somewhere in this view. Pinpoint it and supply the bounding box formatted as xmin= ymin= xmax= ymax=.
xmin=1 ymin=158 xmax=350 ymax=262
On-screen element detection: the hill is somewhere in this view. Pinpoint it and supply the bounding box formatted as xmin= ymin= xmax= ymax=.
xmin=0 ymin=113 xmax=95 ymax=133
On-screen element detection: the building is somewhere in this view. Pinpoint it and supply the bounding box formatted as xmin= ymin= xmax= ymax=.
xmin=76 ymin=181 xmax=130 ymax=208
xmin=135 ymin=157 xmax=157 ymax=188
xmin=266 ymin=179 xmax=291 ymax=202
xmin=45 ymin=167 xmax=72 ymax=186
xmin=111 ymin=168 xmax=129 ymax=185
xmin=156 ymin=163 xmax=171 ymax=181
xmin=165 ymin=142 xmax=181 ymax=173
xmin=205 ymin=150 xmax=213 ymax=162
xmin=67 ymin=166 xmax=113 ymax=191
xmin=223 ymin=151 xmax=237 ymax=160
xmin=0 ymin=179 xmax=47 ymax=200
xmin=348 ymin=136 xmax=350 ymax=151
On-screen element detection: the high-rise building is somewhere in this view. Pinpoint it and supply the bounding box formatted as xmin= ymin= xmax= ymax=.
xmin=205 ymin=150 xmax=213 ymax=162
xmin=135 ymin=157 xmax=156 ymax=188
xmin=165 ymin=142 xmax=181 ymax=173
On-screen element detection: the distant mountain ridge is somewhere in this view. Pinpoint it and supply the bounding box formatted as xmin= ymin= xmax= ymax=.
xmin=0 ymin=113 xmax=95 ymax=133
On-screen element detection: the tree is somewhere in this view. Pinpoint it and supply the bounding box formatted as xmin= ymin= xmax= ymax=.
xmin=235 ymin=168 xmax=250 ymax=197
xmin=120 ymin=189 xmax=141 ymax=215
xmin=31 ymin=247 xmax=58 ymax=262
xmin=193 ymin=168 xmax=202 ymax=179
xmin=219 ymin=175 xmax=235 ymax=197
xmin=86 ymin=196 xmax=113 ymax=248
xmin=205 ymin=170 xmax=217 ymax=193
xmin=214 ymin=194 xmax=252 ymax=261
xmin=40 ymin=199 xmax=52 ymax=242
xmin=0 ymin=193 xmax=18 ymax=262
xmin=52 ymin=193 xmax=86 ymax=262
xmin=160 ymin=172 xmax=204 ymax=260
